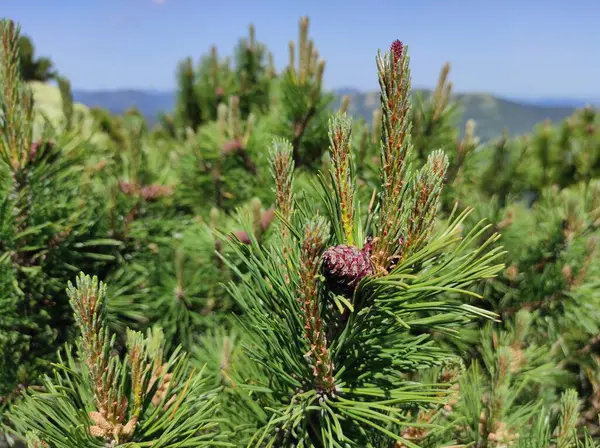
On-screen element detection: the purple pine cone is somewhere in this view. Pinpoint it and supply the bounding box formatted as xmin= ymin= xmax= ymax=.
xmin=322 ymin=244 xmax=374 ymax=296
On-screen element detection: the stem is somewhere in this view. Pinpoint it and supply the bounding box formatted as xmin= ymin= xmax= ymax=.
xmin=213 ymin=157 xmax=223 ymax=208
xmin=291 ymin=104 xmax=317 ymax=166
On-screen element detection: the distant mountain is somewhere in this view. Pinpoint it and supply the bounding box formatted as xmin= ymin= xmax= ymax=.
xmin=72 ymin=89 xmax=175 ymax=126
xmin=334 ymin=89 xmax=579 ymax=141
xmin=509 ymin=97 xmax=600 ymax=108
xmin=71 ymin=87 xmax=592 ymax=141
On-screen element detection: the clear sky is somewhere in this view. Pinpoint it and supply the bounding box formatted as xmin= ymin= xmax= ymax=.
xmin=4 ymin=0 xmax=599 ymax=98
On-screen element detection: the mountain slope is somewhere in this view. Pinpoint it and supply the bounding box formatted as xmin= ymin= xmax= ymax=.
xmin=70 ymin=87 xmax=582 ymax=141
xmin=332 ymin=89 xmax=577 ymax=141
xmin=510 ymin=97 xmax=600 ymax=108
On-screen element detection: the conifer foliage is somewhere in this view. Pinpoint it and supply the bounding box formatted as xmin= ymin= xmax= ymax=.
xmin=3 ymin=12 xmax=600 ymax=448
xmin=0 ymin=19 xmax=117 ymax=407
xmin=16 ymin=33 xmax=55 ymax=82
xmin=276 ymin=17 xmax=332 ymax=169
xmin=217 ymin=40 xmax=503 ymax=447
xmin=5 ymin=273 xmax=224 ymax=447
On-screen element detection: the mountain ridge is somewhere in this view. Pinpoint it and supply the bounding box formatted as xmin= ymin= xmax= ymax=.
xmin=69 ymin=87 xmax=592 ymax=141
xmin=333 ymin=89 xmax=578 ymax=141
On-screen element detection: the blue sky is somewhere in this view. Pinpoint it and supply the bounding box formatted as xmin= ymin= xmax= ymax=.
xmin=4 ymin=0 xmax=599 ymax=98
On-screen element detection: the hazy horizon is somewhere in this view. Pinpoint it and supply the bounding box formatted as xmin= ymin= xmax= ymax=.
xmin=5 ymin=0 xmax=600 ymax=98
xmin=62 ymin=85 xmax=599 ymax=104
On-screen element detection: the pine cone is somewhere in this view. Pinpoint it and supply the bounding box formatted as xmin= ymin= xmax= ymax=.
xmin=322 ymin=243 xmax=373 ymax=296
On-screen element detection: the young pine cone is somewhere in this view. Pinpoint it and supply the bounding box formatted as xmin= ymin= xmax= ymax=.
xmin=322 ymin=243 xmax=374 ymax=296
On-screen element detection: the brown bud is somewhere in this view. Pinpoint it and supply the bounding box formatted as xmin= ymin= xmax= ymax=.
xmin=261 ymin=208 xmax=275 ymax=232
xmin=89 ymin=425 xmax=108 ymax=438
xmin=89 ymin=411 xmax=112 ymax=431
xmin=505 ymin=264 xmax=519 ymax=281
xmin=233 ymin=230 xmax=251 ymax=244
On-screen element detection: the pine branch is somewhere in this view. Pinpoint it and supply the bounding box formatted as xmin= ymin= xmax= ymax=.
xmin=431 ymin=63 xmax=452 ymax=122
xmin=446 ymin=119 xmax=479 ymax=185
xmin=411 ymin=62 xmax=457 ymax=167
xmin=0 ymin=19 xmax=34 ymax=172
xmin=371 ymin=40 xmax=414 ymax=273
xmin=0 ymin=21 xmax=35 ymax=256
xmin=6 ymin=273 xmax=225 ymax=447
xmin=298 ymin=217 xmax=336 ymax=395
xmin=338 ymin=95 xmax=350 ymax=114
xmin=217 ymin=39 xmax=504 ymax=447
xmin=220 ymin=96 xmax=257 ymax=174
xmin=213 ymin=102 xmax=227 ymax=208
xmin=555 ymin=389 xmax=580 ymax=448
xmin=269 ymin=137 xmax=296 ymax=281
xmin=285 ymin=16 xmax=326 ymax=166
xmin=328 ymin=112 xmax=356 ymax=246
xmin=56 ymin=75 xmax=74 ymax=131
xmin=403 ymin=150 xmax=449 ymax=257
xmin=270 ymin=138 xmax=295 ymax=225
xmin=175 ymin=56 xmax=203 ymax=131
xmin=291 ymin=101 xmax=318 ymax=165
xmin=67 ymin=274 xmax=134 ymax=443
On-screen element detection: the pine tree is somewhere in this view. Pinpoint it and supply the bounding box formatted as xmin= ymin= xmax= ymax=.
xmin=15 ymin=33 xmax=55 ymax=82
xmin=4 ymin=13 xmax=600 ymax=448
xmin=441 ymin=146 xmax=600 ymax=440
xmin=477 ymin=130 xmax=529 ymax=208
xmin=275 ymin=17 xmax=333 ymax=169
xmin=175 ymin=56 xmax=203 ymax=132
xmin=0 ymin=19 xmax=118 ymax=408
xmin=234 ymin=24 xmax=272 ymax=119
xmin=483 ymin=183 xmax=600 ymax=419
xmin=177 ymin=95 xmax=272 ymax=214
xmin=215 ymin=39 xmax=504 ymax=447
xmin=104 ymin=212 xmax=240 ymax=354
xmin=468 ymin=105 xmax=599 ymax=207
xmin=439 ymin=310 xmax=564 ymax=446
xmin=4 ymin=273 xmax=226 ymax=447
xmin=196 ymin=46 xmax=236 ymax=123
xmin=411 ymin=63 xmax=459 ymax=167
